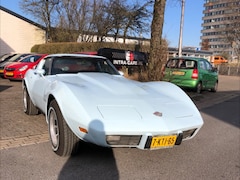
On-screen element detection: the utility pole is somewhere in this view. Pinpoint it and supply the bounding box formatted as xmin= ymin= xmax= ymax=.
xmin=178 ymin=0 xmax=185 ymax=57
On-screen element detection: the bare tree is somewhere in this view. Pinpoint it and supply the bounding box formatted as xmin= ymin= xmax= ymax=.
xmin=103 ymin=0 xmax=127 ymax=42
xmin=224 ymin=0 xmax=240 ymax=61
xmin=20 ymin=0 xmax=60 ymax=42
xmin=90 ymin=0 xmax=114 ymax=41
xmin=122 ymin=1 xmax=153 ymax=43
xmin=53 ymin=0 xmax=91 ymax=42
xmin=201 ymin=39 xmax=209 ymax=50
xmin=147 ymin=0 xmax=167 ymax=81
xmin=20 ymin=0 xmax=153 ymax=43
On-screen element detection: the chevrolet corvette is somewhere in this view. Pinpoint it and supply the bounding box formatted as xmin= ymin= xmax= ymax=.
xmin=23 ymin=54 xmax=204 ymax=156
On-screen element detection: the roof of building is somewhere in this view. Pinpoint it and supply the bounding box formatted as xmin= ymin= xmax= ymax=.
xmin=0 ymin=5 xmax=46 ymax=30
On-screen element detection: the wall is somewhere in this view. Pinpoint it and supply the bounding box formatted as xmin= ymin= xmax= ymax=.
xmin=0 ymin=9 xmax=46 ymax=55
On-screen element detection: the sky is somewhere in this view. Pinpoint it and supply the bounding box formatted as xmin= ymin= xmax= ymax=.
xmin=0 ymin=0 xmax=204 ymax=48
xmin=163 ymin=0 xmax=204 ymax=48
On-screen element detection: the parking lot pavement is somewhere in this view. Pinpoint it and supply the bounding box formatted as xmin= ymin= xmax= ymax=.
xmin=0 ymin=75 xmax=239 ymax=150
xmin=0 ymin=79 xmax=48 ymax=150
xmin=189 ymin=75 xmax=240 ymax=109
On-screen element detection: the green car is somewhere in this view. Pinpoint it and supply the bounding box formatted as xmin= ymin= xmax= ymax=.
xmin=162 ymin=57 xmax=218 ymax=93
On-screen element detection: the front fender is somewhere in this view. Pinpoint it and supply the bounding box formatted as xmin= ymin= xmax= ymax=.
xmin=144 ymin=81 xmax=201 ymax=115
xmin=45 ymin=81 xmax=95 ymax=139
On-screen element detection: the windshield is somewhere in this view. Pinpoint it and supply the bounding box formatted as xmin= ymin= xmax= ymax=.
xmin=51 ymin=56 xmax=120 ymax=75
xmin=7 ymin=54 xmax=22 ymax=62
xmin=10 ymin=54 xmax=31 ymax=62
xmin=20 ymin=55 xmax=42 ymax=63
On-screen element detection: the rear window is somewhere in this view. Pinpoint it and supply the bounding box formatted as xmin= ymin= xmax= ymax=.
xmin=166 ymin=59 xmax=197 ymax=69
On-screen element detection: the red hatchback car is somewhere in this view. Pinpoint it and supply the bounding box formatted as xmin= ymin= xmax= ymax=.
xmin=4 ymin=54 xmax=47 ymax=80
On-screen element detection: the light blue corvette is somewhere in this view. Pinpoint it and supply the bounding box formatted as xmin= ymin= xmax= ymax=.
xmin=23 ymin=54 xmax=204 ymax=156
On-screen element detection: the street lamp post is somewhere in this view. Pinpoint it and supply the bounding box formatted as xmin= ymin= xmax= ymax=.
xmin=178 ymin=0 xmax=185 ymax=57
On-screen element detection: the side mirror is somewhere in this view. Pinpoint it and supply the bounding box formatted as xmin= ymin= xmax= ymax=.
xmin=212 ymin=67 xmax=218 ymax=72
xmin=34 ymin=69 xmax=45 ymax=76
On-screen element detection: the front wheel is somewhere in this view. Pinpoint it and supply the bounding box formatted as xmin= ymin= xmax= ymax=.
xmin=48 ymin=100 xmax=79 ymax=156
xmin=23 ymin=86 xmax=38 ymax=115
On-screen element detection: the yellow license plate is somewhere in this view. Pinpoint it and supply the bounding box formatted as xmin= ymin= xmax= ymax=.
xmin=5 ymin=72 xmax=13 ymax=76
xmin=150 ymin=135 xmax=177 ymax=149
xmin=172 ymin=71 xmax=185 ymax=75
xmin=0 ymin=69 xmax=3 ymax=73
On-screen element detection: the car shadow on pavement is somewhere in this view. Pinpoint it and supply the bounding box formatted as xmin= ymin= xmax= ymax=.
xmin=57 ymin=142 xmax=119 ymax=180
xmin=57 ymin=120 xmax=119 ymax=180
xmin=200 ymin=94 xmax=240 ymax=128
xmin=185 ymin=89 xmax=240 ymax=128
xmin=190 ymin=88 xmax=240 ymax=127
xmin=0 ymin=85 xmax=12 ymax=92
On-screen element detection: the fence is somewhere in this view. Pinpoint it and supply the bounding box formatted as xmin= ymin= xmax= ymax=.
xmin=216 ymin=63 xmax=240 ymax=76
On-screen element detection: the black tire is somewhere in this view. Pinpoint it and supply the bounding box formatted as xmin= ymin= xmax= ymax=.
xmin=23 ymin=86 xmax=38 ymax=115
xmin=48 ymin=100 xmax=79 ymax=156
xmin=210 ymin=81 xmax=218 ymax=92
xmin=196 ymin=82 xmax=202 ymax=94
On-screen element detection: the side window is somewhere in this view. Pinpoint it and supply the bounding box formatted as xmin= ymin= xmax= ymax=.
xmin=205 ymin=61 xmax=213 ymax=71
xmin=185 ymin=60 xmax=195 ymax=69
xmin=42 ymin=58 xmax=52 ymax=75
xmin=178 ymin=59 xmax=186 ymax=68
xmin=166 ymin=59 xmax=178 ymax=68
xmin=199 ymin=61 xmax=206 ymax=70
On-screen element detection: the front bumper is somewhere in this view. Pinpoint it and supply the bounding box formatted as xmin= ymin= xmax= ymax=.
xmin=105 ymin=128 xmax=197 ymax=150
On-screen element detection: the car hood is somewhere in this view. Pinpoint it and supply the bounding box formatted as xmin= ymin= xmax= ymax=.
xmin=55 ymin=73 xmax=193 ymax=108
xmin=52 ymin=73 xmax=202 ymax=132
xmin=56 ymin=73 xmax=155 ymax=97
xmin=7 ymin=62 xmax=32 ymax=68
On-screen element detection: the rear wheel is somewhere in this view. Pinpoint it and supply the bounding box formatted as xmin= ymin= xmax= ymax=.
xmin=48 ymin=100 xmax=79 ymax=156
xmin=210 ymin=81 xmax=218 ymax=92
xmin=23 ymin=86 xmax=38 ymax=115
xmin=196 ymin=82 xmax=202 ymax=94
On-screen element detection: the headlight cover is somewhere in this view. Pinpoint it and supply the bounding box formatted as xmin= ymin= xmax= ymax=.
xmin=19 ymin=65 xmax=28 ymax=71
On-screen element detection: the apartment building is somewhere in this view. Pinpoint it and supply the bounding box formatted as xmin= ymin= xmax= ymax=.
xmin=201 ymin=0 xmax=239 ymax=60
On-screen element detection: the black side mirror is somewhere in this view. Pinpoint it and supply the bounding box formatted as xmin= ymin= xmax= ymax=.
xmin=212 ymin=67 xmax=218 ymax=72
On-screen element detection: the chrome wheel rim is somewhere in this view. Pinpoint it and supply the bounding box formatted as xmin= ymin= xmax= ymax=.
xmin=48 ymin=107 xmax=59 ymax=151
xmin=23 ymin=87 xmax=27 ymax=112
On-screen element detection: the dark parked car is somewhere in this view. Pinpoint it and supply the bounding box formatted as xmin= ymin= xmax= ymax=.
xmin=97 ymin=48 xmax=148 ymax=67
xmin=0 ymin=53 xmax=18 ymax=63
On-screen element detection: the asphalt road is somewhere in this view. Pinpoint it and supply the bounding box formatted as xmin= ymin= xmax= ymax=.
xmin=0 ymin=75 xmax=239 ymax=180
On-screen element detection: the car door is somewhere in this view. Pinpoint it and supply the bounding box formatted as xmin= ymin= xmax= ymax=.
xmin=29 ymin=58 xmax=53 ymax=113
xmin=204 ymin=60 xmax=217 ymax=88
xmin=198 ymin=60 xmax=209 ymax=89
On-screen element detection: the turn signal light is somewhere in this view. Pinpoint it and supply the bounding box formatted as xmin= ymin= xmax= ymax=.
xmin=79 ymin=127 xmax=88 ymax=133
xmin=106 ymin=135 xmax=141 ymax=145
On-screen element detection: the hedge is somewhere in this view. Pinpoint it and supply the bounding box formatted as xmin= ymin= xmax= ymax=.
xmin=31 ymin=42 xmax=150 ymax=54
